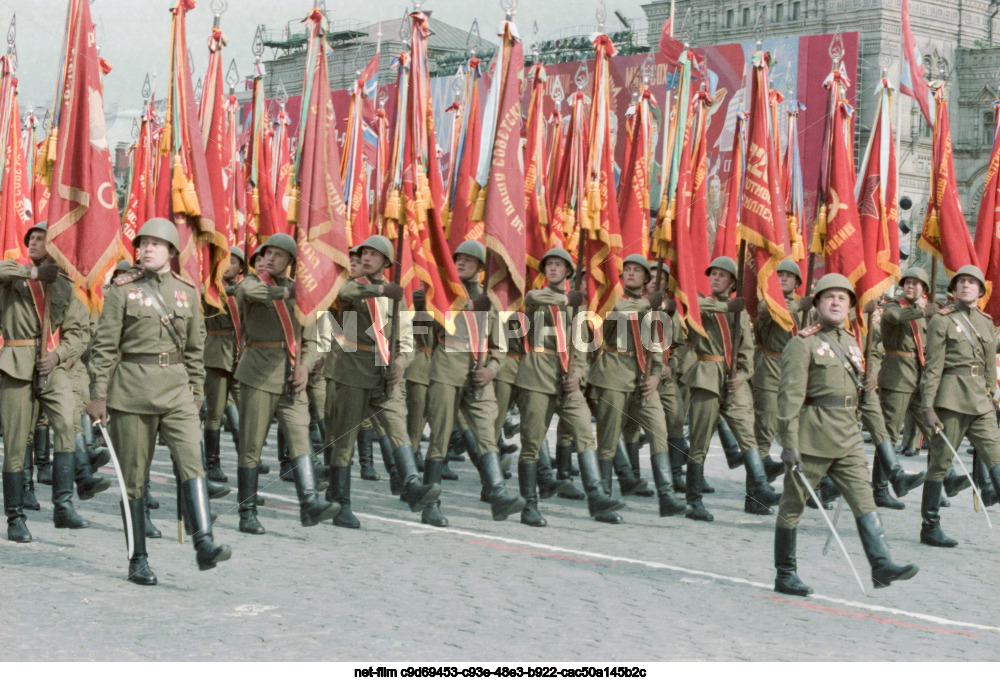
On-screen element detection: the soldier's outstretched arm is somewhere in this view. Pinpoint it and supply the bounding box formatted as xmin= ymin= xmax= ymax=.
xmin=0 ymin=259 xmax=30 ymax=282
xmin=242 ymin=274 xmax=291 ymax=302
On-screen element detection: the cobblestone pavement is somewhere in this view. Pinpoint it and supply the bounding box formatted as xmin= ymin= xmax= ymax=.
xmin=2 ymin=425 xmax=998 ymax=662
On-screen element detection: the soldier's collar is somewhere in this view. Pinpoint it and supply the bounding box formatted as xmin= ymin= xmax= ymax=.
xmin=463 ymin=279 xmax=482 ymax=296
xmin=547 ymin=283 xmax=565 ymax=294
xmin=624 ymin=287 xmax=643 ymax=299
xmin=142 ymin=268 xmax=169 ymax=282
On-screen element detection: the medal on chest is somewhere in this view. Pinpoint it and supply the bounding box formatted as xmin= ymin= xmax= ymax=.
xmin=816 ymin=341 xmax=831 ymax=357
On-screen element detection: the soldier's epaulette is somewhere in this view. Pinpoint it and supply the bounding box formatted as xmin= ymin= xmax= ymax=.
xmin=937 ymin=305 xmax=956 ymax=316
xmin=798 ymin=323 xmax=823 ymax=337
xmin=172 ymin=272 xmax=197 ymax=289
xmin=113 ymin=269 xmax=143 ymax=286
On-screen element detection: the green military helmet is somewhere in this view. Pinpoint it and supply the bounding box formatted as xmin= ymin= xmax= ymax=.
xmin=705 ymin=255 xmax=738 ymax=279
xmin=23 ymin=221 xmax=46 ymax=246
xmin=898 ymin=266 xmax=929 ymax=291
xmin=361 ymin=234 xmax=394 ymax=265
xmin=348 ymin=244 xmax=363 ymax=257
xmin=133 ymin=217 xmax=180 ymax=253
xmin=539 ymin=247 xmax=575 ymax=275
xmin=261 ymin=232 xmax=297 ymax=260
xmin=114 ymin=259 xmax=132 ymax=274
xmin=622 ymin=253 xmax=652 ymax=279
xmin=948 ymin=264 xmax=987 ymax=297
xmin=454 ymin=239 xmax=487 ymax=266
xmin=776 ymin=259 xmax=802 ymax=284
xmin=249 ymin=243 xmax=266 ymax=268
xmin=230 ymin=246 xmax=246 ymax=264
xmin=813 ymin=272 xmax=857 ymax=306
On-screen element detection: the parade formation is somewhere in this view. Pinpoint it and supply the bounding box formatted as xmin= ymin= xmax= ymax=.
xmin=2 ymin=0 xmax=1000 ymax=611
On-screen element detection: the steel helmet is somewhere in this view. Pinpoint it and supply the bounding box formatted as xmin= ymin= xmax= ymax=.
xmin=230 ymin=246 xmax=246 ymax=264
xmin=454 ymin=239 xmax=487 ymax=266
xmin=132 ymin=218 xmax=180 ymax=253
xmin=622 ymin=253 xmax=652 ymax=280
xmin=705 ymin=255 xmax=738 ymax=279
xmin=114 ymin=259 xmax=132 ymax=274
xmin=261 ymin=233 xmax=297 ymax=260
xmin=23 ymin=221 xmax=46 ymax=247
xmin=948 ymin=264 xmax=987 ymax=297
xmin=776 ymin=259 xmax=802 ymax=284
xmin=898 ymin=266 xmax=930 ymax=291
xmin=813 ymin=273 xmax=857 ymax=306
xmin=539 ymin=247 xmax=575 ymax=276
xmin=361 ymin=234 xmax=394 ymax=264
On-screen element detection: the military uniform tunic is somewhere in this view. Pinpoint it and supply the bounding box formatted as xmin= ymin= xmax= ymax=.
xmin=404 ymin=304 xmax=435 ymax=451
xmin=234 ymin=273 xmax=318 ymax=469
xmin=0 ymin=261 xmax=88 ymax=472
xmin=775 ymin=322 xmax=879 ymax=529
xmin=920 ymin=303 xmax=1000 ymax=481
xmin=514 ymin=286 xmax=595 ymax=462
xmin=89 ymin=269 xmax=206 ymax=498
xmin=202 ymin=284 xmax=241 ymax=431
xmin=752 ymin=296 xmax=806 ymax=452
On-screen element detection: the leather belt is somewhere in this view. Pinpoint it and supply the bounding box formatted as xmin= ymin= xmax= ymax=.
xmin=206 ymin=329 xmax=234 ymax=337
xmin=698 ymin=354 xmax=725 ymax=362
xmin=943 ymin=365 xmax=983 ymax=377
xmin=605 ymin=347 xmax=636 ymax=357
xmin=121 ymin=351 xmax=183 ymax=367
xmin=3 ymin=339 xmax=38 ymax=347
xmin=805 ymin=395 xmax=857 ymax=409
xmin=250 ymin=341 xmax=285 ymax=349
xmin=443 ymin=339 xmax=473 ymax=351
xmin=529 ymin=348 xmax=558 ymax=356
xmin=886 ymin=350 xmax=916 ymax=358
xmin=507 ymin=351 xmax=525 ymax=359
xmin=417 ymin=346 xmax=434 ymax=355
xmin=338 ymin=338 xmax=375 ymax=352
xmin=762 ymin=349 xmax=782 ymax=358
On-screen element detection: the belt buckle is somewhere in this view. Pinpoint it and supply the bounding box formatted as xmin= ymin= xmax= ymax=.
xmin=158 ymin=352 xmax=170 ymax=367
xmin=971 ymin=365 xmax=981 ymax=377
xmin=845 ymin=395 xmax=856 ymax=408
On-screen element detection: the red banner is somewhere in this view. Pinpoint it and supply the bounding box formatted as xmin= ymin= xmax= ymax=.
xmin=0 ymin=55 xmax=30 ymax=261
xmin=975 ymin=96 xmax=1000 ymax=323
xmin=617 ymin=88 xmax=654 ymax=260
xmin=524 ymin=64 xmax=552 ymax=289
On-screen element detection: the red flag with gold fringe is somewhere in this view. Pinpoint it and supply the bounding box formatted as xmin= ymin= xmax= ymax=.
xmin=444 ymin=56 xmax=483 ymax=253
xmin=0 ymin=54 xmax=30 ymax=261
xmin=121 ymin=106 xmax=155 ymax=261
xmin=617 ymin=86 xmax=654 ymax=260
xmin=524 ymin=63 xmax=552 ymax=289
xmin=713 ymin=111 xmax=744 ymax=261
xmin=974 ymin=94 xmax=1000 ymax=322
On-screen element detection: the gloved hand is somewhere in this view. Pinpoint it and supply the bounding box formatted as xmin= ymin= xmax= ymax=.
xmin=862 ymin=300 xmax=878 ymax=315
xmin=663 ymin=299 xmax=677 ymax=315
xmin=86 ymin=398 xmax=108 ymax=425
xmin=33 ymin=263 xmax=61 ymax=282
xmin=35 ymin=352 xmax=59 ymax=376
xmin=639 ymin=373 xmax=660 ymax=402
xmin=726 ymin=375 xmax=742 ymax=393
xmin=863 ymin=371 xmax=877 ymax=392
xmin=922 ymin=407 xmax=944 ymax=433
xmin=381 ymin=282 xmax=404 ymax=301
xmin=924 ymin=302 xmax=940 ymax=318
xmin=561 ymin=374 xmax=580 ymax=396
xmin=471 ymin=295 xmax=492 ymax=312
xmin=384 ymin=363 xmax=404 ymax=387
xmin=566 ymin=290 xmax=586 ymax=308
xmin=646 ymin=290 xmax=664 ymax=310
xmin=797 ymin=294 xmax=814 ymax=312
xmin=470 ymin=366 xmax=494 ymax=387
xmin=780 ymin=447 xmax=801 ymax=468
xmin=727 ymin=296 xmax=745 ymax=313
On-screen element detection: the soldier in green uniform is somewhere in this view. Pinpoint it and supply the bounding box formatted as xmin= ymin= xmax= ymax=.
xmin=421 ymin=240 xmax=523 ymax=526
xmin=919 ymin=265 xmax=1000 ymax=547
xmin=2 ymin=222 xmax=97 ymax=542
xmin=326 ymin=234 xmax=438 ymax=528
xmin=589 ymin=253 xmax=686 ymax=522
xmin=87 ymin=218 xmax=231 ymax=585
xmin=202 ymin=246 xmax=245 ymax=483
xmin=232 ymin=233 xmax=336 ymax=535
xmin=515 ymin=248 xmax=619 ymax=526
xmin=403 ymin=287 xmax=434 ymax=492
xmin=682 ymin=256 xmax=780 ymax=521
xmin=774 ymin=274 xmax=918 ymax=595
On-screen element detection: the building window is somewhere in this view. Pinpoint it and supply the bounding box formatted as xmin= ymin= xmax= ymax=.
xmin=743 ymin=7 xmax=751 ymax=26
xmin=776 ymin=4 xmax=784 ymax=21
xmin=985 ymin=111 xmax=995 ymax=146
xmin=792 ymin=1 xmax=801 ymax=19
xmin=727 ymin=9 xmax=734 ymax=27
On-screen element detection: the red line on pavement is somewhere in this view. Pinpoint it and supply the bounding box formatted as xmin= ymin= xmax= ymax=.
xmin=468 ymin=540 xmax=613 ymax=567
xmin=756 ymin=595 xmax=983 ymax=637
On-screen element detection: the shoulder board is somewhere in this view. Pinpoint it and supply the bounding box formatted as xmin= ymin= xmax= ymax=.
xmin=938 ymin=306 xmax=956 ymax=316
xmin=798 ymin=323 xmax=823 ymax=337
xmin=113 ymin=269 xmax=144 ymax=286
xmin=171 ymin=272 xmax=197 ymax=289
xmin=973 ymin=307 xmax=992 ymax=321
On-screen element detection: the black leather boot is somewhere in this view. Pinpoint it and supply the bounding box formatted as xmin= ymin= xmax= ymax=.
xmin=744 ymin=448 xmax=781 ymax=510
xmin=204 ymin=429 xmax=227 ymax=482
xmin=200 ymin=443 xmax=230 ymax=499
xmin=34 ymin=426 xmax=52 ymax=486
xmin=124 ymin=498 xmax=156 ymax=585
xmin=943 ymin=466 xmax=971 ymax=497
xmin=650 ymin=452 xmax=687 ymax=516
xmin=447 ymin=428 xmax=467 ymax=462
xmin=53 ymin=452 xmax=89 ymax=529
xmin=988 ymin=464 xmax=1000 ymax=507
xmin=537 ymin=441 xmax=571 ymax=498
xmin=774 ymin=526 xmax=812 ymax=596
xmin=292 ymin=455 xmax=338 ymax=526
xmin=627 ymin=440 xmax=656 ymax=496
xmin=503 ymin=411 xmax=520 ymax=438
xmin=578 ymin=450 xmax=624 ymax=521
xmin=381 ymin=442 xmax=403 ymax=495
xmin=358 ymin=429 xmax=380 ymax=481
xmin=874 ymin=441 xmax=925 ymax=498
xmin=395 ymin=445 xmax=440 ymax=512
xmin=81 ymin=422 xmax=110 ymax=473
xmin=685 ymin=462 xmax=714 ymax=522
xmin=556 ymin=445 xmax=585 ymax=500
xmin=920 ymin=480 xmax=957 ymax=547
xmin=971 ymin=453 xmax=997 ymax=506
xmin=3 ymin=471 xmax=32 ymax=542
xmin=519 ymin=461 xmax=546 ymax=527
xmin=237 ymin=466 xmax=265 ymax=534
xmin=144 ymin=491 xmax=161 ymax=539
xmin=479 ymin=451 xmax=525 ymax=521
xmin=308 ymin=403 xmax=325 ymax=457
xmin=872 ymin=458 xmax=904 ymax=510
xmin=440 ymin=457 xmax=459 ymax=481
xmin=807 ymin=476 xmax=839 ymax=509
xmin=181 ymin=478 xmax=232 ymax=571
xmin=613 ymin=438 xmax=648 ymax=496
xmin=332 ymin=467 xmax=360 ymax=529
xmin=21 ymin=445 xmax=39 ymax=511
xmin=667 ymin=439 xmax=688 ymax=494
xmin=224 ymin=402 xmax=243 ymax=457
xmin=75 ymin=434 xmax=111 ymax=501
xmin=420 ymin=459 xmax=448 ymax=527
xmin=761 ymin=452 xmax=784 ymax=483
xmin=145 ymin=475 xmax=159 ymax=509
xmin=856 ymin=512 xmax=918 ymax=588
xmin=277 ymin=430 xmax=293 ymax=481
xmin=718 ymin=420 xmax=744 ymax=469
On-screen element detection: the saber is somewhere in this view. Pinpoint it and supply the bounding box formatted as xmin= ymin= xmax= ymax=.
xmin=794 ymin=464 xmax=867 ymax=596
xmin=98 ymin=422 xmax=134 ymax=560
xmin=934 ymin=428 xmax=992 ymax=530
xmin=822 ymin=496 xmax=843 ymax=556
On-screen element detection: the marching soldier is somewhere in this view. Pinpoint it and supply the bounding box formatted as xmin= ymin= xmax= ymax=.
xmin=682 ymin=256 xmax=780 ymax=521
xmin=233 ymin=233 xmax=337 ymax=535
xmin=87 ymin=218 xmax=231 ymax=585
xmin=325 ymin=234 xmax=438 ymax=527
xmin=202 ymin=246 xmax=245 ymax=483
xmin=775 ymin=274 xmax=918 ymax=595
xmin=422 ymin=240 xmax=523 ymax=526
xmin=589 ymin=253 xmax=686 ymax=522
xmin=919 ymin=265 xmax=1000 ymax=547
xmin=515 ymin=248 xmax=617 ymax=526
xmin=403 ymin=287 xmax=434 ymax=491
xmin=2 ymin=222 xmax=97 ymax=542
